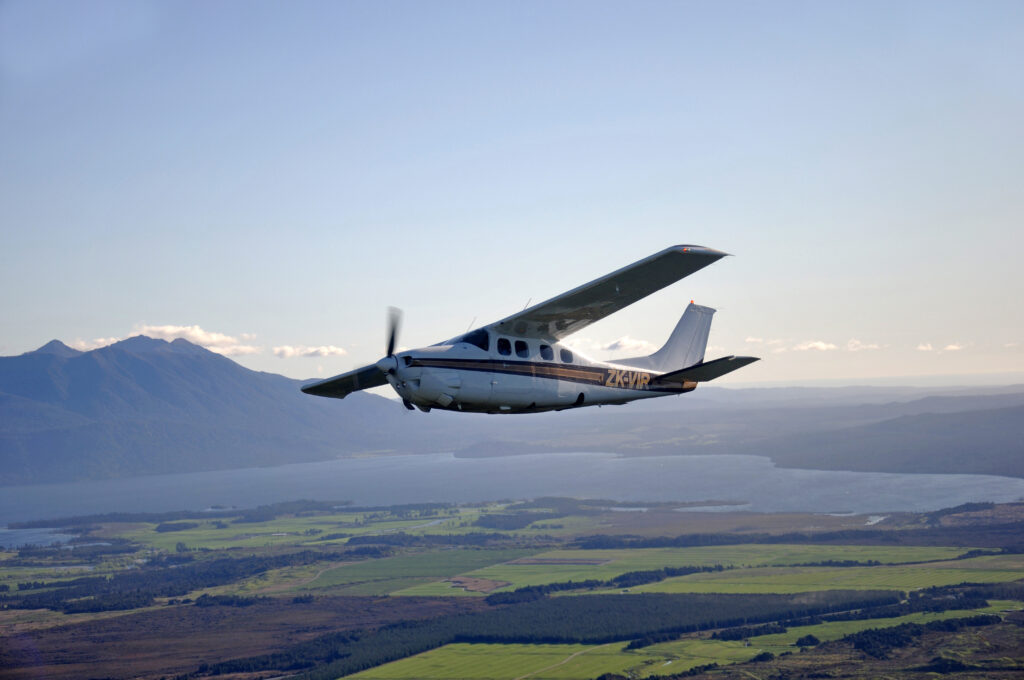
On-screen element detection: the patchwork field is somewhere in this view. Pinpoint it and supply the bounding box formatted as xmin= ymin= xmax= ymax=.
xmin=622 ymin=553 xmax=1024 ymax=594
xmin=394 ymin=544 xmax=977 ymax=596
xmin=300 ymin=548 xmax=539 ymax=595
xmin=344 ymin=604 xmax=1017 ymax=680
xmin=5 ymin=499 xmax=1024 ymax=680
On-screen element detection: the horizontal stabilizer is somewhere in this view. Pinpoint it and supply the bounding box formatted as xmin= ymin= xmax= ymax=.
xmin=301 ymin=364 xmax=386 ymax=399
xmin=653 ymin=355 xmax=759 ymax=383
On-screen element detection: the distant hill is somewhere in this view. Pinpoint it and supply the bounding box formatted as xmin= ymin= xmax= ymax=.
xmin=2 ymin=338 xmax=1024 ymax=484
xmin=752 ymin=404 xmax=1024 ymax=478
xmin=0 ymin=338 xmax=438 ymax=484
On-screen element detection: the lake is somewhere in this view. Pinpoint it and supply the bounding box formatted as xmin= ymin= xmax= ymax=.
xmin=3 ymin=453 xmax=1024 ymax=527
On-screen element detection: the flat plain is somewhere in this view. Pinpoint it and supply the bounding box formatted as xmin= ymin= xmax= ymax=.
xmin=3 ymin=498 xmax=1023 ymax=680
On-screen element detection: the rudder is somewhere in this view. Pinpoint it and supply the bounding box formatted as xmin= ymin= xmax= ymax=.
xmin=617 ymin=303 xmax=715 ymax=372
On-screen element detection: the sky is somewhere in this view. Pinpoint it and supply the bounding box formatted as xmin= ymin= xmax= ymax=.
xmin=1 ymin=0 xmax=1022 ymax=386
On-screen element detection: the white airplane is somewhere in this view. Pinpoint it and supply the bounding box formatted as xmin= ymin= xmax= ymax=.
xmin=302 ymin=245 xmax=758 ymax=413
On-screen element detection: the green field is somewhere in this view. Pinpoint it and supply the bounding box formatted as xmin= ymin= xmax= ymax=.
xmin=622 ymin=553 xmax=1024 ymax=594
xmin=115 ymin=501 xmax=642 ymax=552
xmin=117 ymin=511 xmax=467 ymax=551
xmin=343 ymin=605 xmax=1013 ymax=680
xmin=394 ymin=545 xmax=975 ymax=596
xmin=302 ymin=548 xmax=539 ymax=595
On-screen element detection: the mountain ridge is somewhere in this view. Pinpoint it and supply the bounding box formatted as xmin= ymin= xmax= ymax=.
xmin=2 ymin=338 xmax=1023 ymax=485
xmin=0 ymin=337 xmax=431 ymax=485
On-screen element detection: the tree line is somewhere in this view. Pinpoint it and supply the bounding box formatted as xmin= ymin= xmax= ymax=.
xmin=485 ymin=565 xmax=728 ymax=605
xmin=574 ymin=521 xmax=1024 ymax=550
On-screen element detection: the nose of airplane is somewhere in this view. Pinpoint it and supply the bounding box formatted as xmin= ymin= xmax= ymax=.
xmin=376 ymin=355 xmax=399 ymax=375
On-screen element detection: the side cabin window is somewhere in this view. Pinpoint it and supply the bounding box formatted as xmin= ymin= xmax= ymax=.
xmin=458 ymin=328 xmax=490 ymax=352
xmin=514 ymin=340 xmax=529 ymax=358
xmin=539 ymin=344 xmax=553 ymax=361
xmin=497 ymin=337 xmax=512 ymax=356
xmin=560 ymin=348 xmax=573 ymax=363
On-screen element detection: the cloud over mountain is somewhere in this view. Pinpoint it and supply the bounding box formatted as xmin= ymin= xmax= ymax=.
xmin=136 ymin=325 xmax=260 ymax=356
xmin=273 ymin=345 xmax=348 ymax=358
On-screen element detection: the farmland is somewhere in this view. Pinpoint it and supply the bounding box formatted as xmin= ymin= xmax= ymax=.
xmin=604 ymin=554 xmax=1024 ymax=595
xmin=394 ymin=544 xmax=974 ymax=596
xmin=2 ymin=498 xmax=1023 ymax=680
xmin=345 ymin=608 xmax=1002 ymax=680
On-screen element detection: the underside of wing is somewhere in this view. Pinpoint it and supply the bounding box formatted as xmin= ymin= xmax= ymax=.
xmin=487 ymin=245 xmax=728 ymax=341
xmin=653 ymin=355 xmax=760 ymax=384
xmin=301 ymin=364 xmax=387 ymax=399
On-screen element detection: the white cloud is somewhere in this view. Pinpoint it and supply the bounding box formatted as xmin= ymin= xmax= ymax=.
xmin=562 ymin=337 xmax=599 ymax=352
xmin=793 ymin=341 xmax=838 ymax=351
xmin=745 ymin=337 xmax=764 ymax=344
xmin=133 ymin=324 xmax=261 ymax=356
xmin=916 ymin=343 xmax=934 ymax=352
xmin=1006 ymin=342 xmax=1019 ymax=349
xmin=846 ymin=339 xmax=880 ymax=352
xmin=943 ymin=343 xmax=966 ymax=352
xmin=70 ymin=336 xmax=122 ymax=351
xmin=602 ymin=336 xmax=657 ymax=353
xmin=273 ymin=345 xmax=348 ymax=358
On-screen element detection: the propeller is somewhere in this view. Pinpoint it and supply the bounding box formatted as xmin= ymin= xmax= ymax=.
xmin=376 ymin=307 xmax=403 ymax=379
xmin=381 ymin=307 xmax=414 ymax=411
xmin=386 ymin=306 xmax=401 ymax=357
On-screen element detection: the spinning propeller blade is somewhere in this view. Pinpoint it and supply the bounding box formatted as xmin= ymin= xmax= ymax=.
xmin=386 ymin=306 xmax=401 ymax=357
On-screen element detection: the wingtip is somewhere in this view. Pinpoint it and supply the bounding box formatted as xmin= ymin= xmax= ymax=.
xmin=673 ymin=244 xmax=731 ymax=257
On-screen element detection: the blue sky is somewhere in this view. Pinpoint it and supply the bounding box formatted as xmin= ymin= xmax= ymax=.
xmin=1 ymin=0 xmax=1022 ymax=385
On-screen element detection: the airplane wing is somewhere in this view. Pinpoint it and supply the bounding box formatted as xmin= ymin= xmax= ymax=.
xmin=301 ymin=364 xmax=387 ymax=399
xmin=487 ymin=245 xmax=728 ymax=341
xmin=652 ymin=355 xmax=760 ymax=384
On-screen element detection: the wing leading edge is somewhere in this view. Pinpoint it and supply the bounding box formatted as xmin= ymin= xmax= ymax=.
xmin=488 ymin=245 xmax=728 ymax=341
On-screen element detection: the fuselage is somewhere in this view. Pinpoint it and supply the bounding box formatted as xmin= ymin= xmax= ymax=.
xmin=382 ymin=330 xmax=695 ymax=414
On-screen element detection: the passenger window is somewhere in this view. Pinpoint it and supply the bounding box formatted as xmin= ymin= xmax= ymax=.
xmin=497 ymin=338 xmax=511 ymax=356
xmin=540 ymin=344 xmax=553 ymax=361
xmin=515 ymin=340 xmax=529 ymax=358
xmin=560 ymin=348 xmax=573 ymax=363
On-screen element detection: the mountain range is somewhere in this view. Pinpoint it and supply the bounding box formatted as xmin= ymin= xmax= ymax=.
xmin=0 ymin=337 xmax=423 ymax=484
xmin=1 ymin=338 xmax=1023 ymax=485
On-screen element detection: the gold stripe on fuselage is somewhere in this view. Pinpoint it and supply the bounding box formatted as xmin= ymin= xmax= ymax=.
xmin=412 ymin=358 xmax=681 ymax=392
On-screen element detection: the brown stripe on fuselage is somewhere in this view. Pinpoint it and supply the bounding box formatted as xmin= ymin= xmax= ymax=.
xmin=409 ymin=358 xmax=690 ymax=393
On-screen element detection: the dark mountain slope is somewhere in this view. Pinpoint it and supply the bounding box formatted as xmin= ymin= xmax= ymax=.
xmin=3 ymin=337 xmax=1024 ymax=485
xmin=756 ymin=404 xmax=1024 ymax=478
xmin=0 ymin=338 xmax=437 ymax=484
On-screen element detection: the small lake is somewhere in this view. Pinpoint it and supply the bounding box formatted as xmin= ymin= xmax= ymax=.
xmin=0 ymin=527 xmax=78 ymax=550
xmin=2 ymin=453 xmax=1024 ymax=526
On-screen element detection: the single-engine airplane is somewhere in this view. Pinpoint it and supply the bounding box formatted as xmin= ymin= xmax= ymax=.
xmin=302 ymin=245 xmax=758 ymax=413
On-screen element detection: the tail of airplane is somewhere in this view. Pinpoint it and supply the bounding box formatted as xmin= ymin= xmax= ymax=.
xmin=617 ymin=302 xmax=715 ymax=373
xmin=618 ymin=302 xmax=760 ymax=381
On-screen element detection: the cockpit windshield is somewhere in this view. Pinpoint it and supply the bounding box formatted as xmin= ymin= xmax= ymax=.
xmin=443 ymin=328 xmax=490 ymax=351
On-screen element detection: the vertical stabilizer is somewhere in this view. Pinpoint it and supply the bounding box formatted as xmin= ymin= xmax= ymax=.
xmin=616 ymin=303 xmax=715 ymax=372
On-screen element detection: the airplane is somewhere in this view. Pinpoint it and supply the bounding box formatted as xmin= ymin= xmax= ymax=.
xmin=302 ymin=245 xmax=758 ymax=413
